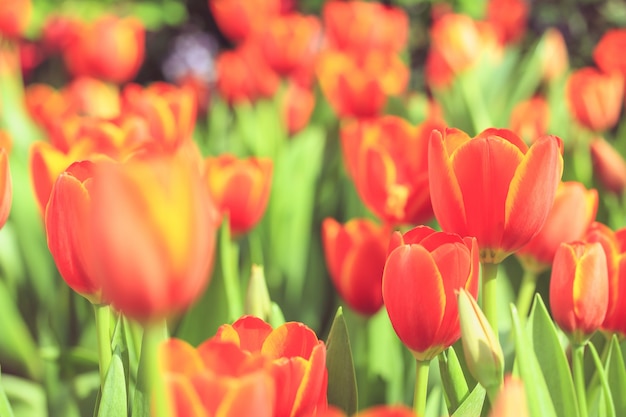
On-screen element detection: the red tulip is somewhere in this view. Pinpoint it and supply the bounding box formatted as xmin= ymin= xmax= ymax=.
xmin=593 ymin=29 xmax=626 ymax=76
xmin=429 ymin=127 xmax=563 ymax=263
xmin=382 ymin=226 xmax=479 ymax=360
xmin=281 ymin=82 xmax=315 ymax=135
xmin=341 ymin=116 xmax=445 ymax=226
xmin=550 ymin=241 xmax=609 ymax=343
xmin=0 ymin=0 xmax=32 ymax=38
xmin=205 ymin=154 xmax=273 ymax=235
xmin=91 ymin=150 xmax=220 ymax=321
xmin=486 ymin=0 xmax=528 ymax=44
xmin=516 ymin=182 xmax=598 ymax=273
xmin=322 ymin=217 xmax=390 ymax=315
xmin=208 ymin=0 xmax=281 ymax=43
xmin=590 ymin=138 xmax=626 ymax=195
xmin=45 ymin=161 xmax=100 ymax=302
xmin=566 ymin=67 xmax=623 ymax=133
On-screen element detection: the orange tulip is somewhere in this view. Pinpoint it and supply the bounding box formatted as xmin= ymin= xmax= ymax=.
xmin=63 ymin=76 xmax=121 ymax=120
xmin=45 ymin=161 xmax=100 ymax=302
xmin=24 ymin=84 xmax=74 ymax=129
xmin=213 ymin=316 xmax=328 ymax=417
xmin=429 ymin=128 xmax=563 ymax=264
xmin=593 ymin=29 xmax=626 ymax=76
xmin=63 ymin=15 xmax=145 ymax=83
xmin=317 ymin=50 xmax=408 ymax=119
xmin=590 ymin=138 xmax=626 ymax=195
xmin=205 ymin=154 xmax=273 ymax=235
xmin=91 ymin=150 xmax=219 ymax=321
xmin=0 ymin=149 xmax=11 ymax=230
xmin=0 ymin=0 xmax=32 ymax=38
xmin=424 ymin=48 xmax=455 ymax=90
xmin=516 ymin=182 xmax=598 ymax=273
xmin=208 ymin=0 xmax=281 ymax=43
xmin=488 ymin=376 xmax=529 ymax=417
xmin=322 ymin=218 xmax=390 ymax=316
xmin=382 ymin=226 xmax=479 ymax=360
xmin=486 ymin=0 xmax=528 ymax=44
xmin=429 ymin=13 xmax=483 ymax=75
xmin=549 ymin=241 xmax=609 ymax=343
xmin=341 ymin=116 xmax=445 ymax=226
xmin=509 ymin=97 xmax=550 ymax=144
xmin=281 ymin=81 xmax=315 ymax=135
xmin=566 ymin=67 xmax=624 ymax=132
xmin=322 ymin=0 xmax=409 ymax=56
xmin=540 ymin=29 xmax=569 ymax=82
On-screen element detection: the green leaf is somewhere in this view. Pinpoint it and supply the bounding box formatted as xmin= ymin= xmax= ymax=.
xmin=0 ymin=369 xmax=15 ymax=417
xmin=527 ymin=295 xmax=580 ymax=417
xmin=588 ymin=342 xmax=616 ymax=417
xmin=325 ymin=307 xmax=358 ymax=415
xmin=606 ymin=336 xmax=626 ymax=417
xmin=1 ymin=374 xmax=46 ymax=417
xmin=439 ymin=346 xmax=470 ymax=414
xmin=510 ymin=304 xmax=558 ymax=417
xmin=451 ymin=383 xmax=486 ymax=417
xmin=98 ymin=348 xmax=128 ymax=417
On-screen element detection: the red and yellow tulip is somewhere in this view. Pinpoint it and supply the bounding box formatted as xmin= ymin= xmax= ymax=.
xmin=429 ymin=127 xmax=563 ymax=263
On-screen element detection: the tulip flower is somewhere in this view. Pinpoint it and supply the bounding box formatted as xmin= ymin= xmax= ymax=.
xmin=63 ymin=15 xmax=145 ymax=84
xmin=488 ymin=376 xmax=529 ymax=417
xmin=486 ymin=0 xmax=528 ymax=44
xmin=341 ymin=116 xmax=445 ymax=226
xmin=208 ymin=0 xmax=281 ymax=43
xmin=382 ymin=226 xmax=479 ymax=360
xmin=550 ymin=241 xmax=608 ymax=344
xmin=509 ymin=97 xmax=550 ymax=144
xmin=0 ymin=0 xmax=32 ymax=38
xmin=593 ymin=29 xmax=626 ymax=76
xmin=566 ymin=67 xmax=624 ymax=133
xmin=539 ymin=29 xmax=569 ymax=82
xmin=590 ymin=138 xmax=626 ymax=195
xmin=429 ymin=127 xmax=563 ymax=264
xmin=322 ymin=1 xmax=409 ymax=56
xmin=281 ymin=82 xmax=315 ymax=135
xmin=90 ymin=150 xmax=220 ymax=321
xmin=458 ymin=288 xmax=504 ymax=397
xmin=45 ymin=161 xmax=100 ymax=302
xmin=429 ymin=13 xmax=482 ymax=75
xmin=322 ymin=217 xmax=390 ymax=316
xmin=213 ymin=315 xmax=328 ymax=416
xmin=205 ymin=154 xmax=273 ymax=235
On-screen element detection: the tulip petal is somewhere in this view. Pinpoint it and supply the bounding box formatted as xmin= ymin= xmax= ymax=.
xmin=230 ymin=315 xmax=274 ymax=353
xmin=159 ymin=338 xmax=204 ymax=376
xmin=262 ymin=322 xmax=319 ymax=360
xmin=166 ymin=375 xmax=209 ymax=417
xmin=573 ymin=243 xmax=609 ymax=333
xmin=504 ymin=135 xmax=563 ymax=253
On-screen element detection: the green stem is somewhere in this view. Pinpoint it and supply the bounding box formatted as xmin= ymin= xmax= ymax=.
xmin=459 ymin=70 xmax=492 ymax=134
xmin=573 ymin=343 xmax=589 ymax=417
xmin=94 ymin=304 xmax=112 ymax=388
xmin=413 ymin=359 xmax=430 ymax=417
xmin=220 ymin=218 xmax=242 ymax=321
xmin=481 ymin=262 xmax=499 ymax=336
xmin=516 ymin=269 xmax=538 ymax=319
xmin=143 ymin=321 xmax=171 ymax=417
xmin=486 ymin=384 xmax=501 ymax=408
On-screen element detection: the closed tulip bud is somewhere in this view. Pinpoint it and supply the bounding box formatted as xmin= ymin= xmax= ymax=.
xmin=430 ymin=13 xmax=482 ymax=74
xmin=550 ymin=241 xmax=609 ymax=344
xmin=429 ymin=128 xmax=563 ymax=264
xmin=590 ymin=138 xmax=626 ymax=195
xmin=382 ymin=226 xmax=479 ymax=361
xmin=91 ymin=150 xmax=220 ymax=321
xmin=205 ymin=154 xmax=273 ymax=235
xmin=593 ymin=29 xmax=626 ymax=76
xmin=488 ymin=376 xmax=529 ymax=417
xmin=458 ymin=288 xmax=504 ymax=390
xmin=486 ymin=0 xmax=528 ymax=45
xmin=540 ymin=29 xmax=569 ymax=82
xmin=245 ymin=265 xmax=272 ymax=321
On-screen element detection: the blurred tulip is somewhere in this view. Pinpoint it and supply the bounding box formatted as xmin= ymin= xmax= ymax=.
xmin=341 ymin=116 xmax=445 ymax=225
xmin=0 ymin=149 xmax=11 ymax=230
xmin=91 ymin=150 xmax=220 ymax=321
xmin=429 ymin=128 xmax=563 ymax=263
xmin=593 ymin=29 xmax=626 ymax=76
xmin=216 ymin=42 xmax=281 ymax=104
xmin=322 ymin=0 xmax=409 ymax=56
xmin=429 ymin=13 xmax=482 ymax=75
xmin=486 ymin=0 xmax=528 ymax=44
xmin=24 ymin=84 xmax=74 ymax=129
xmin=317 ymin=50 xmax=408 ymax=119
xmin=458 ymin=288 xmax=504 ymax=390
xmin=509 ymin=96 xmax=550 ymax=144
xmin=259 ymin=13 xmax=321 ymax=80
xmin=0 ymin=0 xmax=32 ymax=38
xmin=63 ymin=15 xmax=145 ymax=84
xmin=205 ymin=154 xmax=273 ymax=235
xmin=488 ymin=376 xmax=529 ymax=417
xmin=281 ymin=82 xmax=315 ymax=135
xmin=516 ymin=182 xmax=598 ymax=273
xmin=424 ymin=48 xmax=455 ymax=90
xmin=540 ymin=29 xmax=569 ymax=82
xmin=550 ymin=241 xmax=608 ymax=343
xmin=209 ymin=0 xmax=281 ymax=43
xmin=322 ymin=217 xmax=389 ymax=316
xmin=566 ymin=67 xmax=623 ymax=132
xmin=63 ymin=77 xmax=121 ymax=120
xmin=45 ymin=161 xmax=100 ymax=302
xmin=213 ymin=316 xmax=328 ymax=416
xmin=382 ymin=226 xmax=479 ymax=360
xmin=590 ymin=138 xmax=626 ymax=195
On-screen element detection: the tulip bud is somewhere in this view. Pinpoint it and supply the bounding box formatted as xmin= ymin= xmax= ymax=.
xmin=245 ymin=265 xmax=272 ymax=321
xmin=488 ymin=375 xmax=529 ymax=417
xmin=590 ymin=138 xmax=626 ymax=195
xmin=458 ymin=288 xmax=504 ymax=391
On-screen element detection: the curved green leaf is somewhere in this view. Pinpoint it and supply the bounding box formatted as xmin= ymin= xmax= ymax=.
xmin=326 ymin=307 xmax=358 ymax=415
xmin=606 ymin=336 xmax=626 ymax=417
xmin=97 ymin=348 xmax=128 ymax=417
